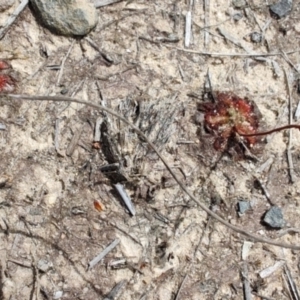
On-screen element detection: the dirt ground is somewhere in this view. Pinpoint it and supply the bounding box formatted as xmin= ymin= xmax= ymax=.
xmin=1 ymin=0 xmax=300 ymax=299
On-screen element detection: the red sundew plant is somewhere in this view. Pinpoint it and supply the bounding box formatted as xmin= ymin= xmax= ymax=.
xmin=199 ymin=92 xmax=260 ymax=152
xmin=0 ymin=60 xmax=16 ymax=93
xmin=198 ymin=91 xmax=300 ymax=156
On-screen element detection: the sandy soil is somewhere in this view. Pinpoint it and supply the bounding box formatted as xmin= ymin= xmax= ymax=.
xmin=1 ymin=0 xmax=300 ymax=299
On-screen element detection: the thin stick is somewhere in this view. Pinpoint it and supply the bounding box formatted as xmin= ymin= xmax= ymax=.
xmin=239 ymin=124 xmax=300 ymax=137
xmin=281 ymin=51 xmax=300 ymax=74
xmin=284 ymin=68 xmax=296 ymax=183
xmin=217 ymin=27 xmax=251 ymax=53
xmin=7 ymin=93 xmax=300 ymax=250
xmin=114 ymin=183 xmax=136 ymax=216
xmin=176 ymin=47 xmax=300 ymax=57
xmin=241 ymin=262 xmax=252 ymax=300
xmin=0 ymin=0 xmax=29 ymax=40
xmin=56 ymin=40 xmax=76 ymax=86
xmin=203 ymin=0 xmax=210 ymax=48
xmin=174 ymin=273 xmax=189 ymax=300
xmin=54 ymin=119 xmax=61 ymax=153
xmin=103 ymin=280 xmax=127 ymax=300
xmin=284 ymin=264 xmax=300 ymax=300
xmin=88 ymin=238 xmax=120 ymax=270
xmin=94 ymin=0 xmax=123 ymax=8
xmin=185 ymin=0 xmax=193 ymax=48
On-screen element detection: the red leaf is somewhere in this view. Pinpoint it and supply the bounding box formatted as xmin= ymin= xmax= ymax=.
xmin=0 ymin=74 xmax=15 ymax=93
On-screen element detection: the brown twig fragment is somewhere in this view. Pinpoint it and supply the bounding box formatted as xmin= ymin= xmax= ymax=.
xmin=6 ymin=93 xmax=300 ymax=250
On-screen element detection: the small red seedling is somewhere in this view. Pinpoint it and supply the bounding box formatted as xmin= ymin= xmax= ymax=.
xmin=199 ymin=92 xmax=259 ymax=151
xmin=0 ymin=74 xmax=16 ymax=93
xmin=199 ymin=91 xmax=300 ymax=156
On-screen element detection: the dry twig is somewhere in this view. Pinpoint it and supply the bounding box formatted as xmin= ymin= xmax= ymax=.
xmin=184 ymin=0 xmax=193 ymax=47
xmin=94 ymin=0 xmax=123 ymax=7
xmin=88 ymin=238 xmax=120 ymax=270
xmin=0 ymin=0 xmax=29 ymax=40
xmin=56 ymin=40 xmax=76 ymax=86
xmin=241 ymin=262 xmax=252 ymax=300
xmin=284 ymin=68 xmax=296 ymax=183
xmin=114 ymin=183 xmax=136 ymax=216
xmin=103 ymin=280 xmax=127 ymax=300
xmin=176 ymin=47 xmax=300 ymax=57
xmin=283 ymin=264 xmax=300 ymax=300
xmin=6 ymin=93 xmax=300 ymax=250
xmin=174 ymin=273 xmax=189 ymax=300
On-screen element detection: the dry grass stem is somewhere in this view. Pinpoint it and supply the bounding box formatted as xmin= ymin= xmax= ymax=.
xmin=284 ymin=68 xmax=296 ymax=183
xmin=88 ymin=238 xmax=120 ymax=270
xmin=94 ymin=0 xmax=123 ymax=8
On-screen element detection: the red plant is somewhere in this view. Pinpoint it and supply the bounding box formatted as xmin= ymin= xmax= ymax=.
xmin=0 ymin=60 xmax=16 ymax=93
xmin=199 ymin=92 xmax=260 ymax=151
xmin=198 ymin=91 xmax=300 ymax=157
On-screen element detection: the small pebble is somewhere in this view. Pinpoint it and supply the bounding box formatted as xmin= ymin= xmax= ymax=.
xmin=238 ymin=201 xmax=251 ymax=214
xmin=233 ymin=13 xmax=243 ymax=21
xmin=38 ymin=259 xmax=53 ymax=273
xmin=270 ymin=0 xmax=293 ymax=18
xmin=53 ymin=291 xmax=63 ymax=299
xmin=251 ymin=32 xmax=262 ymax=43
xmin=60 ymin=87 xmax=68 ymax=95
xmin=263 ymin=206 xmax=286 ymax=228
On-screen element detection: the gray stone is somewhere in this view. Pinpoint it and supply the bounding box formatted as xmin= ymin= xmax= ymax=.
xmin=251 ymin=32 xmax=262 ymax=43
xmin=270 ymin=0 xmax=293 ymax=19
xmin=53 ymin=291 xmax=63 ymax=299
xmin=238 ymin=201 xmax=251 ymax=214
xmin=263 ymin=206 xmax=286 ymax=228
xmin=233 ymin=13 xmax=243 ymax=22
xmin=30 ymin=0 xmax=98 ymax=36
xmin=37 ymin=259 xmax=53 ymax=273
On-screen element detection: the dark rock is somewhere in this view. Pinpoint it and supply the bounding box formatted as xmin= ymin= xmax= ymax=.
xmin=233 ymin=13 xmax=243 ymax=22
xmin=251 ymin=32 xmax=262 ymax=43
xmin=270 ymin=0 xmax=293 ymax=19
xmin=238 ymin=201 xmax=251 ymax=214
xmin=30 ymin=0 xmax=98 ymax=36
xmin=263 ymin=206 xmax=286 ymax=228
